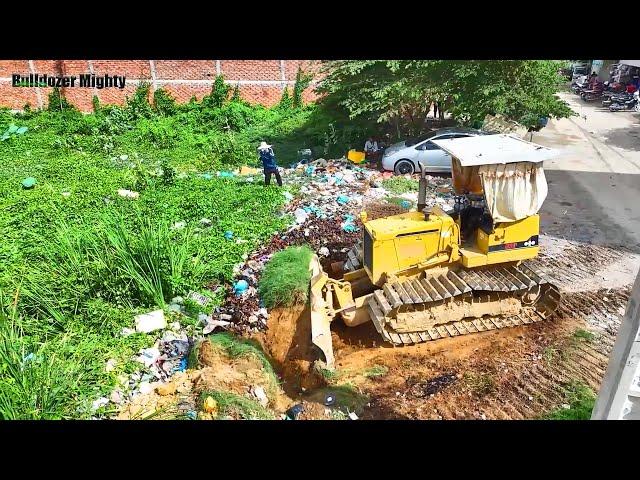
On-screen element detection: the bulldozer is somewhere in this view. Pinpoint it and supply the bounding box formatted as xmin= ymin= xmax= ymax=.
xmin=309 ymin=134 xmax=562 ymax=369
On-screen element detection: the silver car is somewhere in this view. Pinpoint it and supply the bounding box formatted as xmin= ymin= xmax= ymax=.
xmin=381 ymin=128 xmax=487 ymax=174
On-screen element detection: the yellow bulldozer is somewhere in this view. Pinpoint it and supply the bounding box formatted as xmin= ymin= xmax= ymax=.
xmin=309 ymin=134 xmax=562 ymax=369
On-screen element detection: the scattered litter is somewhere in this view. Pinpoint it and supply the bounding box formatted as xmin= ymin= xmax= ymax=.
xmin=92 ymin=397 xmax=109 ymax=411
xmin=283 ymin=191 xmax=294 ymax=201
xmin=323 ymin=393 xmax=336 ymax=406
xmin=197 ymin=313 xmax=210 ymax=324
xmin=117 ymin=189 xmax=139 ymax=199
xmin=251 ymin=386 xmax=269 ymax=408
xmin=337 ymin=195 xmax=350 ymax=205
xmin=21 ymin=177 xmax=37 ymax=189
xmin=110 ymin=390 xmax=123 ymax=404
xmin=348 ymin=412 xmax=359 ymax=420
xmin=134 ymin=309 xmax=167 ymax=333
xmin=120 ymin=327 xmax=135 ymax=337
xmin=203 ymin=319 xmax=231 ymax=335
xmin=105 ymin=359 xmax=117 ymax=372
xmin=186 ymin=411 xmax=198 ymax=420
xmin=171 ymin=296 xmax=184 ymax=305
xmin=224 ymin=230 xmax=234 ymax=240
xmin=238 ymin=166 xmax=259 ymax=175
xmin=136 ymin=347 xmax=161 ymax=368
xmin=285 ymin=404 xmax=304 ymax=420
xmin=200 ymin=218 xmax=212 ymax=227
xmin=318 ymin=246 xmax=330 ymax=257
xmin=61 ymin=191 xmax=71 ymax=197
xmin=233 ymin=279 xmax=249 ymax=296
xmin=171 ymin=221 xmax=186 ymax=230
xmin=294 ymin=208 xmax=309 ymax=224
xmin=218 ymin=171 xmax=235 ymax=178
xmin=204 ymin=396 xmax=218 ymax=414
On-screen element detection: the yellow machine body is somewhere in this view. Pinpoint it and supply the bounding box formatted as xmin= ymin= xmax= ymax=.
xmin=363 ymin=207 xmax=540 ymax=284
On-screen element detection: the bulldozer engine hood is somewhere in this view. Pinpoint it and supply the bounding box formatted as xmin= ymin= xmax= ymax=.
xmin=365 ymin=211 xmax=443 ymax=241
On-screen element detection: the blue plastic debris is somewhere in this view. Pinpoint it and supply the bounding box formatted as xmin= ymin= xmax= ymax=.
xmin=234 ymin=280 xmax=249 ymax=295
xmin=342 ymin=223 xmax=358 ymax=233
xmin=186 ymin=411 xmax=197 ymax=420
xmin=23 ymin=353 xmax=35 ymax=363
xmin=285 ymin=403 xmax=305 ymax=420
xmin=305 ymin=165 xmax=315 ymax=176
xmin=401 ymin=200 xmax=411 ymax=209
xmin=177 ymin=357 xmax=187 ymax=372
xmin=201 ymin=173 xmax=213 ymax=180
xmin=337 ymin=195 xmax=350 ymax=205
xmin=218 ymin=171 xmax=235 ymax=178
xmin=224 ymin=231 xmax=234 ymax=240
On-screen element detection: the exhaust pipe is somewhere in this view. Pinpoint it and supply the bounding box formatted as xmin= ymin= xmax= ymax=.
xmin=417 ymin=161 xmax=427 ymax=213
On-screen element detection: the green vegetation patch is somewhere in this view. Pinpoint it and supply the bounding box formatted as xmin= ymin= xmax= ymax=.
xmin=381 ymin=176 xmax=419 ymax=195
xmin=258 ymin=245 xmax=314 ymax=308
xmin=541 ymin=381 xmax=596 ymax=420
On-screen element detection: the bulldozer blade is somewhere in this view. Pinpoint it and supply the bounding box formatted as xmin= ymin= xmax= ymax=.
xmin=309 ymin=255 xmax=336 ymax=369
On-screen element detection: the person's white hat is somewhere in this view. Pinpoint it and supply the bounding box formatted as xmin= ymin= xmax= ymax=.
xmin=258 ymin=141 xmax=272 ymax=150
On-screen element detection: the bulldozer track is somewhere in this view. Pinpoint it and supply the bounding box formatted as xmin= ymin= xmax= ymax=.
xmin=365 ymin=262 xmax=561 ymax=346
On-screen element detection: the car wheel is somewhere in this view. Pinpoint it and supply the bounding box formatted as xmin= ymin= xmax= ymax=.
xmin=394 ymin=159 xmax=415 ymax=175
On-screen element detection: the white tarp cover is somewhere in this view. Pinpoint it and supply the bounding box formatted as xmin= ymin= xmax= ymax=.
xmin=619 ymin=60 xmax=640 ymax=68
xmin=479 ymin=162 xmax=548 ymax=222
xmin=432 ymin=134 xmax=559 ymax=167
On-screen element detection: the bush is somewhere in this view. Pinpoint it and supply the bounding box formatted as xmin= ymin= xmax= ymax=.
xmin=258 ymin=245 xmax=313 ymax=308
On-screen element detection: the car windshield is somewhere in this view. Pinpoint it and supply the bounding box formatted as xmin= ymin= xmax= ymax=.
xmin=405 ymin=131 xmax=438 ymax=147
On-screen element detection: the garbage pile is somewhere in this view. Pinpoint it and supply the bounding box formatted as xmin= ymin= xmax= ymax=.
xmin=210 ymin=157 xmax=455 ymax=334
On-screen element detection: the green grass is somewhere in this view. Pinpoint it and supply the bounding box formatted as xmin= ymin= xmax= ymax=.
xmin=364 ymin=365 xmax=389 ymax=378
xmin=572 ymin=328 xmax=597 ymax=343
xmin=541 ymin=381 xmax=596 ymax=420
xmin=199 ymin=390 xmax=275 ymax=420
xmin=381 ymin=176 xmax=418 ymax=195
xmin=258 ymin=245 xmax=314 ymax=308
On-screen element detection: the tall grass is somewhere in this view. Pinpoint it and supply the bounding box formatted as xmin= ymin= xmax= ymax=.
xmin=0 ymin=296 xmax=83 ymax=419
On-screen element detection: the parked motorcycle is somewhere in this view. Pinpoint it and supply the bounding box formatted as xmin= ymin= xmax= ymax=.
xmin=581 ymin=82 xmax=605 ymax=102
xmin=603 ymin=91 xmax=634 ymax=107
xmin=609 ymin=91 xmax=639 ymax=112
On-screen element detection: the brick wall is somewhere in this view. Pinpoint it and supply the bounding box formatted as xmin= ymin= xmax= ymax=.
xmin=0 ymin=60 xmax=321 ymax=111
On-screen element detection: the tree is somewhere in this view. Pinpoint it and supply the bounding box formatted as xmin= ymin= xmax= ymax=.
xmin=316 ymin=60 xmax=574 ymax=136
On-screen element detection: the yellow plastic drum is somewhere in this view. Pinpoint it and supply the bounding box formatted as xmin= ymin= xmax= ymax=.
xmin=347 ymin=150 xmax=366 ymax=164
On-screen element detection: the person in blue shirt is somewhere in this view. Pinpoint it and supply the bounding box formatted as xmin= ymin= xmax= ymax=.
xmin=257 ymin=141 xmax=283 ymax=187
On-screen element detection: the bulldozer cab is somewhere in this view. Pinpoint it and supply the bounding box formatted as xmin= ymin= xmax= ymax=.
xmin=432 ymin=134 xmax=559 ymax=267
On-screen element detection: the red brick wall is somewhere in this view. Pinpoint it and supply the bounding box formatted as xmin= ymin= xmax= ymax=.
xmin=0 ymin=60 xmax=321 ymax=111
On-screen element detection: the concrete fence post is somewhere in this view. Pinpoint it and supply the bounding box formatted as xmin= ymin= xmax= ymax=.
xmin=592 ymin=269 xmax=640 ymax=419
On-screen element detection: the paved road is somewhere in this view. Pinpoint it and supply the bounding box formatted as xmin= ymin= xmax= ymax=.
xmin=534 ymin=92 xmax=640 ymax=256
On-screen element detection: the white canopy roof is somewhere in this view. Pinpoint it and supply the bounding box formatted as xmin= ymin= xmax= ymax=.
xmin=620 ymin=60 xmax=640 ymax=68
xmin=432 ymin=133 xmax=560 ymax=167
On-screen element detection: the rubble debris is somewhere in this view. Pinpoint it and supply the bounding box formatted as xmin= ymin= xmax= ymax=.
xmin=134 ymin=309 xmax=167 ymax=333
xmin=408 ymin=373 xmax=458 ymax=398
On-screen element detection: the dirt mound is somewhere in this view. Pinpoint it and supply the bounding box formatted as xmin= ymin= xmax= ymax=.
xmin=257 ymin=304 xmax=324 ymax=394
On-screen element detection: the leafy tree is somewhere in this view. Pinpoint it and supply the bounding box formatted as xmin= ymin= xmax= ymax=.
xmin=203 ymin=75 xmax=230 ymax=109
xmin=231 ymin=83 xmax=241 ymax=102
xmin=292 ymin=67 xmax=313 ymax=108
xmin=316 ymin=60 xmax=574 ymax=135
xmin=278 ymin=87 xmax=292 ymax=110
